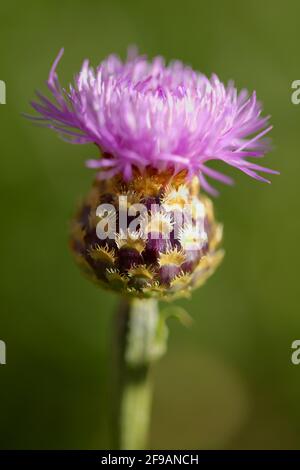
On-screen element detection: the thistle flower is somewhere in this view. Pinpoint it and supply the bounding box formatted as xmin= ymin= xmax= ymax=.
xmin=30 ymin=48 xmax=277 ymax=195
xmin=28 ymin=48 xmax=277 ymax=302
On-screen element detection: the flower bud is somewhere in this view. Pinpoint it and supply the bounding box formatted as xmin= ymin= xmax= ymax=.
xmin=70 ymin=170 xmax=224 ymax=300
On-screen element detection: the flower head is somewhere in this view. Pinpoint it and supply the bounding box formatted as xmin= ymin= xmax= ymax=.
xmin=30 ymin=48 xmax=277 ymax=195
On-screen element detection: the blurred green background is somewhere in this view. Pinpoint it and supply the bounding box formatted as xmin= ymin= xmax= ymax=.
xmin=0 ymin=0 xmax=299 ymax=449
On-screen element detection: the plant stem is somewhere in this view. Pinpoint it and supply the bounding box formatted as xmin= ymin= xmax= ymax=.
xmin=113 ymin=297 xmax=168 ymax=450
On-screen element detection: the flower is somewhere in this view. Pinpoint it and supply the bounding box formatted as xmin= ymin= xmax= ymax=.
xmin=28 ymin=48 xmax=278 ymax=299
xmin=29 ymin=48 xmax=277 ymax=195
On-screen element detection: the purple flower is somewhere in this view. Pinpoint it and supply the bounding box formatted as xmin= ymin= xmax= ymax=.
xmin=29 ymin=48 xmax=278 ymax=195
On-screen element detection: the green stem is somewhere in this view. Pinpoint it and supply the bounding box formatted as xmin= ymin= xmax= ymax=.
xmin=113 ymin=297 xmax=168 ymax=450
